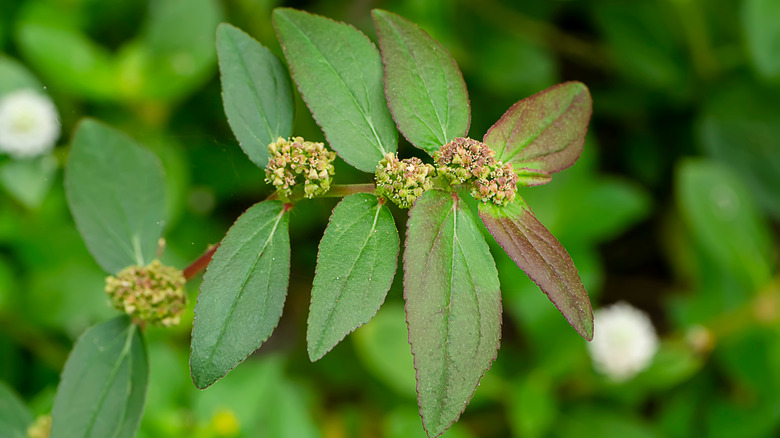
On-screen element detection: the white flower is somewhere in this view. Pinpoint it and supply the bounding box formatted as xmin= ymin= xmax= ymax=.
xmin=587 ymin=301 xmax=659 ymax=381
xmin=0 ymin=89 xmax=60 ymax=158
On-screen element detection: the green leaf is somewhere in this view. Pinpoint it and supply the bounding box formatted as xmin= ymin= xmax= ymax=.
xmin=0 ymin=380 xmax=33 ymax=438
xmin=0 ymin=155 xmax=58 ymax=209
xmin=273 ymin=8 xmax=397 ymax=172
xmin=15 ymin=24 xmax=116 ymax=100
xmin=743 ymin=0 xmax=780 ymax=79
xmin=190 ymin=200 xmax=290 ymax=389
xmin=65 ymin=119 xmax=167 ymax=275
xmin=483 ymin=82 xmax=592 ymax=174
xmin=0 ymin=55 xmax=42 ymax=96
xmin=372 ymin=9 xmax=470 ymax=154
xmin=479 ymin=201 xmax=593 ymax=340
xmin=307 ymin=193 xmax=399 ymax=361
xmin=217 ymin=23 xmax=293 ymax=168
xmin=404 ymin=190 xmax=501 ymax=437
xmin=50 ymin=316 xmax=148 ymax=438
xmin=675 ymin=159 xmax=773 ymax=291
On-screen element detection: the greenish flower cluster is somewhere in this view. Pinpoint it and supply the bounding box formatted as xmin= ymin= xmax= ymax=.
xmin=265 ymin=136 xmax=337 ymax=199
xmin=434 ymin=137 xmax=519 ymax=207
xmin=27 ymin=415 xmax=51 ymax=438
xmin=104 ymin=260 xmax=187 ymax=327
xmin=375 ymin=153 xmax=435 ymax=208
xmin=472 ymin=161 xmax=519 ymax=206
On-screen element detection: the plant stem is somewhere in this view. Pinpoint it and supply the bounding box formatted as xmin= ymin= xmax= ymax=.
xmin=183 ymin=244 xmax=219 ymax=281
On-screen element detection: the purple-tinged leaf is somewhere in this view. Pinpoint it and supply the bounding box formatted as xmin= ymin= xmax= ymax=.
xmin=484 ymin=81 xmax=592 ymax=174
xmin=515 ymin=167 xmax=552 ymax=187
xmin=373 ymin=9 xmax=470 ymax=154
xmin=404 ymin=190 xmax=501 ymax=437
xmin=479 ymin=201 xmax=593 ymax=340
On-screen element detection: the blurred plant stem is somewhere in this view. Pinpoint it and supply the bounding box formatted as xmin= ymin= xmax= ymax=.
xmin=667 ymin=0 xmax=719 ymax=79
xmin=459 ymin=0 xmax=611 ymax=69
xmin=0 ymin=312 xmax=68 ymax=370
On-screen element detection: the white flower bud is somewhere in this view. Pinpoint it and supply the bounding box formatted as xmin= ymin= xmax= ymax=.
xmin=587 ymin=301 xmax=659 ymax=381
xmin=0 ymin=90 xmax=60 ymax=158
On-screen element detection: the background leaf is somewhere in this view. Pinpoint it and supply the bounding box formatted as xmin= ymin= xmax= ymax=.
xmin=307 ymin=193 xmax=399 ymax=361
xmin=50 ymin=316 xmax=148 ymax=438
xmin=0 ymin=155 xmax=57 ymax=209
xmin=65 ymin=119 xmax=167 ymax=274
xmin=742 ymin=0 xmax=780 ymax=79
xmin=483 ymin=81 xmax=592 ymax=174
xmin=273 ymin=8 xmax=397 ymax=172
xmin=0 ymin=55 xmax=42 ymax=96
xmin=373 ymin=9 xmax=470 ymax=154
xmin=479 ymin=201 xmax=593 ymax=340
xmin=190 ymin=200 xmax=290 ymax=389
xmin=0 ymin=380 xmax=33 ymax=438
xmin=404 ymin=190 xmax=501 ymax=437
xmin=217 ymin=23 xmax=293 ymax=168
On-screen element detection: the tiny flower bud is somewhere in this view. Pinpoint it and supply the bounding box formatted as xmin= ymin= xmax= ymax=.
xmin=264 ymin=137 xmax=337 ymax=199
xmin=471 ymin=161 xmax=519 ymax=207
xmin=27 ymin=415 xmax=52 ymax=438
xmin=434 ymin=137 xmax=498 ymax=185
xmin=375 ymin=153 xmax=435 ymax=209
xmin=104 ymin=260 xmax=187 ymax=327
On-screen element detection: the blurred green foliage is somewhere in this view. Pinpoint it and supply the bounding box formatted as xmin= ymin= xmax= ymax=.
xmin=0 ymin=0 xmax=778 ymax=437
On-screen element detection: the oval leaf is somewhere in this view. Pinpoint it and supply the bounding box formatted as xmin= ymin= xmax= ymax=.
xmin=479 ymin=201 xmax=593 ymax=340
xmin=404 ymin=190 xmax=501 ymax=437
xmin=372 ymin=9 xmax=470 ymax=154
xmin=0 ymin=381 xmax=33 ymax=438
xmin=484 ymin=81 xmax=592 ymax=174
xmin=65 ymin=119 xmax=167 ymax=274
xmin=273 ymin=8 xmax=397 ymax=172
xmin=50 ymin=316 xmax=148 ymax=438
xmin=217 ymin=23 xmax=293 ymax=168
xmin=191 ymin=200 xmax=290 ymax=389
xmin=307 ymin=193 xmax=399 ymax=361
xmin=743 ymin=0 xmax=780 ymax=79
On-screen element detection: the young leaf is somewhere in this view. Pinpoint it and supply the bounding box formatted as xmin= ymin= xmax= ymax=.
xmin=0 ymin=381 xmax=33 ymax=438
xmin=372 ymin=9 xmax=470 ymax=154
xmin=307 ymin=193 xmax=399 ymax=361
xmin=191 ymin=200 xmax=290 ymax=389
xmin=404 ymin=190 xmax=501 ymax=437
xmin=273 ymin=8 xmax=397 ymax=172
xmin=217 ymin=23 xmax=293 ymax=168
xmin=50 ymin=316 xmax=148 ymax=438
xmin=479 ymin=201 xmax=593 ymax=340
xmin=484 ymin=82 xmax=592 ymax=174
xmin=65 ymin=119 xmax=167 ymax=275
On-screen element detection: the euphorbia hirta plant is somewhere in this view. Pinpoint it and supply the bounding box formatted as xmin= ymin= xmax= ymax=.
xmin=55 ymin=7 xmax=593 ymax=438
xmin=192 ymin=8 xmax=594 ymax=438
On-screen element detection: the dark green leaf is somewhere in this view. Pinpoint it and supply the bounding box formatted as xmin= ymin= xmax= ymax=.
xmin=191 ymin=200 xmax=290 ymax=389
xmin=217 ymin=23 xmax=293 ymax=168
xmin=483 ymin=82 xmax=592 ymax=174
xmin=372 ymin=9 xmax=470 ymax=154
xmin=743 ymin=0 xmax=780 ymax=79
xmin=273 ymin=8 xmax=397 ymax=172
xmin=65 ymin=119 xmax=167 ymax=274
xmin=307 ymin=193 xmax=399 ymax=361
xmin=479 ymin=201 xmax=593 ymax=340
xmin=50 ymin=316 xmax=148 ymax=438
xmin=675 ymin=159 xmax=773 ymax=290
xmin=404 ymin=190 xmax=501 ymax=437
xmin=0 ymin=381 xmax=33 ymax=438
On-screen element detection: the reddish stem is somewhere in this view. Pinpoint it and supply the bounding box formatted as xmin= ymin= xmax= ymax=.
xmin=183 ymin=244 xmax=220 ymax=281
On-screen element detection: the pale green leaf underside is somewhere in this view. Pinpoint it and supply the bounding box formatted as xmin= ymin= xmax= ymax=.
xmin=217 ymin=23 xmax=293 ymax=168
xmin=191 ymin=200 xmax=290 ymax=389
xmin=404 ymin=190 xmax=501 ymax=437
xmin=307 ymin=193 xmax=399 ymax=361
xmin=274 ymin=8 xmax=397 ymax=172
xmin=50 ymin=316 xmax=148 ymax=438
xmin=65 ymin=119 xmax=167 ymax=274
xmin=373 ymin=9 xmax=470 ymax=154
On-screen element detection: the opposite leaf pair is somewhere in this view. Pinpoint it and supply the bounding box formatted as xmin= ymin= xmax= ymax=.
xmin=193 ymin=8 xmax=594 ymax=438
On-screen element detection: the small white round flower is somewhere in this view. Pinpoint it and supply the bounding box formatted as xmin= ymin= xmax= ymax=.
xmin=587 ymin=301 xmax=659 ymax=381
xmin=0 ymin=89 xmax=60 ymax=158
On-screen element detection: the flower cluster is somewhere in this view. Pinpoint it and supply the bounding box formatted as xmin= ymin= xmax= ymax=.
xmin=375 ymin=153 xmax=435 ymax=209
xmin=587 ymin=301 xmax=659 ymax=382
xmin=0 ymin=89 xmax=60 ymax=158
xmin=104 ymin=260 xmax=187 ymax=327
xmin=434 ymin=137 xmax=519 ymax=206
xmin=265 ymin=137 xmax=336 ymax=199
